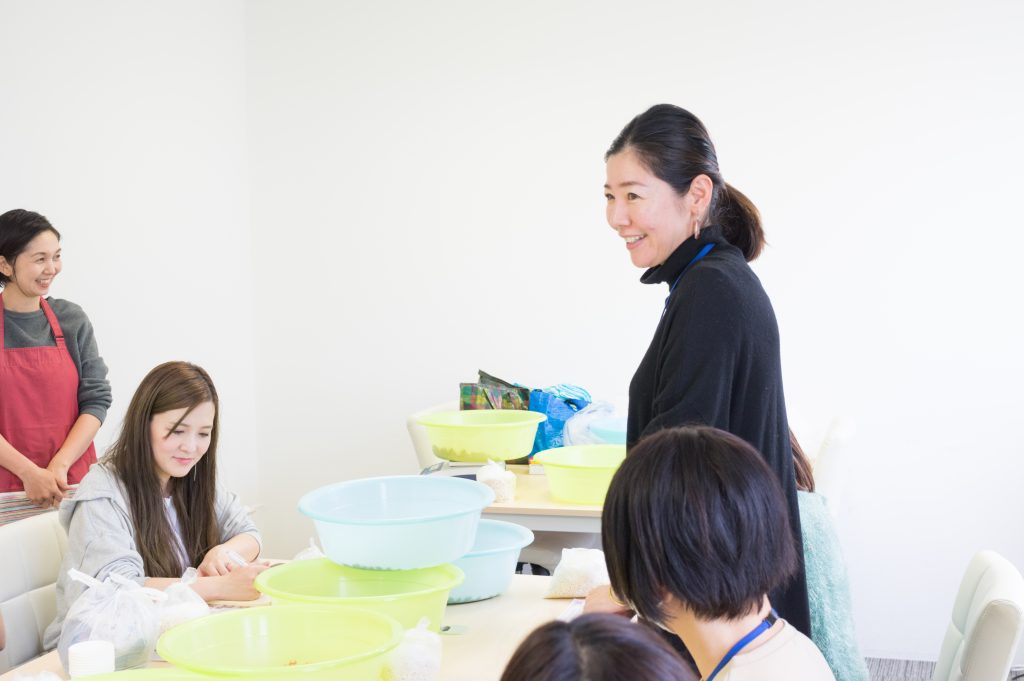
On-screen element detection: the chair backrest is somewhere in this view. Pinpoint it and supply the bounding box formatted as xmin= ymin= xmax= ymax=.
xmin=933 ymin=550 xmax=1024 ymax=681
xmin=0 ymin=511 xmax=68 ymax=673
xmin=812 ymin=416 xmax=856 ymax=521
xmin=406 ymin=400 xmax=459 ymax=472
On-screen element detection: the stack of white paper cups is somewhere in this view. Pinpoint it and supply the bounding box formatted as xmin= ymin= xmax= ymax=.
xmin=68 ymin=639 xmax=116 ymax=678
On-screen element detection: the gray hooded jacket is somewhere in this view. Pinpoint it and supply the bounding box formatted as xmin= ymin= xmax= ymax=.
xmin=42 ymin=462 xmax=260 ymax=649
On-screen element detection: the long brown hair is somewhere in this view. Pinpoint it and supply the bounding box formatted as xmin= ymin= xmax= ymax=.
xmin=606 ymin=104 xmax=765 ymax=261
xmin=106 ymin=361 xmax=220 ymax=577
xmin=791 ymin=429 xmax=816 ymax=493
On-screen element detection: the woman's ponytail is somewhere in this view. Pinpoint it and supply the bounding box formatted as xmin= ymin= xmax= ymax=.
xmin=715 ymin=183 xmax=765 ymax=262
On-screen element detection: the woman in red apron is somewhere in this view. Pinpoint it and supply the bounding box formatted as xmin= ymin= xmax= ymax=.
xmin=0 ymin=209 xmax=110 ymax=513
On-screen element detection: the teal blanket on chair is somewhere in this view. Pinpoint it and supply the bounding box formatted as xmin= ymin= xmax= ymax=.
xmin=799 ymin=491 xmax=870 ymax=681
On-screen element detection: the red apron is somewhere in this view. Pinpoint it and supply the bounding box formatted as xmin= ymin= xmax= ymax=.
xmin=0 ymin=294 xmax=97 ymax=492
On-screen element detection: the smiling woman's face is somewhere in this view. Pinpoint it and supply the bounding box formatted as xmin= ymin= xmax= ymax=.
xmin=150 ymin=401 xmax=215 ymax=494
xmin=604 ymin=148 xmax=695 ymax=269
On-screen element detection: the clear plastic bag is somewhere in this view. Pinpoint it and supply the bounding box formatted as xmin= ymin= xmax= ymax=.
xmin=562 ymin=401 xmax=616 ymax=446
xmin=544 ymin=548 xmax=610 ymax=599
xmin=475 ymin=460 xmax=515 ymax=503
xmin=57 ymin=569 xmax=166 ymax=673
xmin=382 ymin=617 xmax=442 ymax=681
xmin=159 ymin=567 xmax=210 ymax=633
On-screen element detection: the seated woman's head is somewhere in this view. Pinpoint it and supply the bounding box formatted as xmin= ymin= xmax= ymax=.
xmin=602 ymin=426 xmax=798 ymax=626
xmin=500 ymin=613 xmax=696 ymax=681
xmin=107 ymin=361 xmax=221 ymax=576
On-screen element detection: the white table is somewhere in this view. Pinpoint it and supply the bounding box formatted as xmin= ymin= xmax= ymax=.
xmin=1 ymin=576 xmax=572 ymax=681
xmin=481 ymin=465 xmax=602 ymax=533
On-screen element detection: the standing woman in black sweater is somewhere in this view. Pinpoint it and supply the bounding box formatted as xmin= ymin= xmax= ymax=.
xmin=602 ymin=104 xmax=811 ymax=635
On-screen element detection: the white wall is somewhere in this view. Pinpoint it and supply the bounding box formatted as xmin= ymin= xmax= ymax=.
xmin=245 ymin=0 xmax=1024 ymax=663
xmin=2 ymin=0 xmax=1022 ymax=665
xmin=0 ymin=1 xmax=260 ymax=503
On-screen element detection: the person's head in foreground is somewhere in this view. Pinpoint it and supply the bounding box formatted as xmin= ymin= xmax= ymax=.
xmin=602 ymin=426 xmax=835 ymax=679
xmin=500 ymin=613 xmax=696 ymax=681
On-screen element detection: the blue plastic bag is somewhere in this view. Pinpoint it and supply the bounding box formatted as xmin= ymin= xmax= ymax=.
xmin=529 ymin=385 xmax=592 ymax=454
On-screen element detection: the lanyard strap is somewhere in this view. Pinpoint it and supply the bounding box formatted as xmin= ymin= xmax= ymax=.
xmin=662 ymin=242 xmax=715 ymax=316
xmin=705 ymin=609 xmax=778 ymax=681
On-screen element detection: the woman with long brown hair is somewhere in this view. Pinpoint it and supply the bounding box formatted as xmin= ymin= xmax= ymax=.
xmin=43 ymin=361 xmax=266 ymax=648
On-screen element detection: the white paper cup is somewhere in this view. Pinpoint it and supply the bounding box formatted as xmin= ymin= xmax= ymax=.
xmin=68 ymin=639 xmax=115 ymax=678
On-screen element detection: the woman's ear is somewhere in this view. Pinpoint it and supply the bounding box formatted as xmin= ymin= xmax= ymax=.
xmin=687 ymin=174 xmax=715 ymax=222
xmin=0 ymin=256 xmax=12 ymax=277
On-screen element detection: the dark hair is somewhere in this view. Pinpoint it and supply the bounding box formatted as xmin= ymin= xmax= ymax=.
xmin=791 ymin=429 xmax=815 ymax=493
xmin=606 ymin=105 xmax=765 ymax=261
xmin=105 ymin=361 xmax=221 ymax=577
xmin=500 ymin=613 xmax=696 ymax=681
xmin=602 ymin=426 xmax=798 ymax=623
xmin=0 ymin=209 xmax=62 ymax=287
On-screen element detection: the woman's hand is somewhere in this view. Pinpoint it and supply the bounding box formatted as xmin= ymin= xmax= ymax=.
xmin=21 ymin=465 xmax=68 ymax=508
xmin=583 ymin=585 xmax=633 ymax=617
xmin=206 ymin=563 xmax=270 ymax=602
xmin=198 ymin=544 xmax=244 ymax=577
xmin=47 ymin=458 xmax=71 ymax=489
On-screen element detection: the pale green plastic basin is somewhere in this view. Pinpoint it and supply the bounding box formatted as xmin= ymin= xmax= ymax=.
xmin=255 ymin=558 xmax=463 ymax=631
xmin=155 ymin=604 xmax=402 ymax=680
xmin=415 ymin=409 xmax=546 ymax=462
xmin=533 ymin=444 xmax=627 ymax=505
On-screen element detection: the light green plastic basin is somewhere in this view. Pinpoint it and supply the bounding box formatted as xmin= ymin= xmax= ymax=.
xmin=415 ymin=409 xmax=546 ymax=462
xmin=155 ymin=604 xmax=402 ymax=680
xmin=533 ymin=444 xmax=627 ymax=505
xmin=255 ymin=558 xmax=463 ymax=631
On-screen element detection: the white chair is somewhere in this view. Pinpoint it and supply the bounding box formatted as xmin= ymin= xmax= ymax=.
xmin=933 ymin=550 xmax=1024 ymax=681
xmin=0 ymin=511 xmax=68 ymax=673
xmin=406 ymin=400 xmax=459 ymax=472
xmin=811 ymin=416 xmax=856 ymax=521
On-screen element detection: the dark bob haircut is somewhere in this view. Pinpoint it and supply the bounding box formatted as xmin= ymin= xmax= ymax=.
xmin=500 ymin=613 xmax=696 ymax=681
xmin=0 ymin=209 xmax=61 ymax=288
xmin=606 ymin=104 xmax=765 ymax=261
xmin=602 ymin=426 xmax=798 ymax=623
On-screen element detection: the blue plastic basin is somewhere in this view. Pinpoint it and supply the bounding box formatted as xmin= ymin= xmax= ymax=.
xmin=448 ymin=520 xmax=534 ymax=604
xmin=299 ymin=476 xmax=495 ymax=570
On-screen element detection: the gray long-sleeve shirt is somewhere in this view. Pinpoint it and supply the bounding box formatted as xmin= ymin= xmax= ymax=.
xmin=2 ymin=297 xmax=111 ymax=422
xmin=42 ymin=462 xmax=261 ymax=649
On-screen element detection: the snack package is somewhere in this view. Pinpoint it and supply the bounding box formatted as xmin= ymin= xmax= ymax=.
xmin=544 ymin=548 xmax=610 ymax=599
xmin=160 ymin=567 xmax=210 ymax=633
xmin=476 ymin=460 xmax=516 ymax=503
xmin=58 ymin=570 xmax=166 ymax=673
xmin=382 ymin=617 xmax=442 ymax=681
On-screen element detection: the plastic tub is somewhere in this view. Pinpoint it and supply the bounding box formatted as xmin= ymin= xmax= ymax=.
xmin=414 ymin=409 xmax=546 ymax=462
xmin=449 ymin=520 xmax=534 ymax=604
xmin=533 ymin=445 xmax=627 ymax=505
xmin=255 ymin=558 xmax=463 ymax=631
xmin=588 ymin=416 xmax=627 ymax=445
xmin=299 ymin=475 xmax=494 ymax=569
xmin=156 ymin=604 xmax=402 ymax=681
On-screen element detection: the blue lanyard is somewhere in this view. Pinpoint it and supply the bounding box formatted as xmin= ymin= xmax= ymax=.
xmin=705 ymin=609 xmax=778 ymax=681
xmin=662 ymin=242 xmax=715 ymax=316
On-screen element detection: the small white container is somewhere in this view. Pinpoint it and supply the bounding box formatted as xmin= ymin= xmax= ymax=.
xmin=68 ymin=639 xmax=115 ymax=678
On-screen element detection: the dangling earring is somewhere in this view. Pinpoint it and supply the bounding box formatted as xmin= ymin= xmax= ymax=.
xmin=694 ymin=221 xmax=701 ymax=240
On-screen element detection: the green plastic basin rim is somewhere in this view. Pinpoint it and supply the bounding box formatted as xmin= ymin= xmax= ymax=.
xmin=156 ymin=604 xmax=403 ymax=676
xmin=414 ymin=410 xmax=547 ymax=427
xmin=255 ymin=562 xmax=466 ymax=603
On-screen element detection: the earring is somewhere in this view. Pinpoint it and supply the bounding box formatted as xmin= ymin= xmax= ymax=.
xmin=694 ymin=222 xmax=701 ymax=239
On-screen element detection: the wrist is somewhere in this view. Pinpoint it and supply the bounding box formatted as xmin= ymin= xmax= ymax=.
xmin=14 ymin=460 xmax=43 ymax=480
xmin=192 ymin=575 xmax=223 ymax=602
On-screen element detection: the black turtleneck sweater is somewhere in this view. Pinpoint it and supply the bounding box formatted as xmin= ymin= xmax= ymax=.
xmin=627 ymin=224 xmax=811 ymax=636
